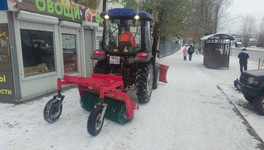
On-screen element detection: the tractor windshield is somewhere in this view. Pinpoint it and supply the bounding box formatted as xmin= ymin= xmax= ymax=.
xmin=104 ymin=19 xmax=141 ymax=53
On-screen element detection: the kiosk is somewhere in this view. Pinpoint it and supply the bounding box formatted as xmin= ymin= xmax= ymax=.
xmin=201 ymin=34 xmax=234 ymax=69
xmin=0 ymin=0 xmax=103 ymax=102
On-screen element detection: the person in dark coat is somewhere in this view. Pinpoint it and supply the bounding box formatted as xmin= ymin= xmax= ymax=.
xmin=238 ymin=48 xmax=249 ymax=73
xmin=188 ymin=45 xmax=194 ymax=61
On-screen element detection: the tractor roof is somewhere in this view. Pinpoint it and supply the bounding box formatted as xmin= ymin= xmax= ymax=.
xmin=100 ymin=8 xmax=153 ymax=21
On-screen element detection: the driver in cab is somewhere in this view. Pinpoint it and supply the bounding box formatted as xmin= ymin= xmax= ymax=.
xmin=118 ymin=25 xmax=136 ymax=47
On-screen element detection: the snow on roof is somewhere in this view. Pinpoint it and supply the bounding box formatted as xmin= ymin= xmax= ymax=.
xmin=201 ymin=34 xmax=235 ymax=41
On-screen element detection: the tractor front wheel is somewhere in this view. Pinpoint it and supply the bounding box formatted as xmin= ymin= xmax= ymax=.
xmin=87 ymin=107 xmax=105 ymax=136
xmin=43 ymin=98 xmax=63 ymax=123
xmin=152 ymin=64 xmax=160 ymax=89
xmin=136 ymin=63 xmax=154 ymax=103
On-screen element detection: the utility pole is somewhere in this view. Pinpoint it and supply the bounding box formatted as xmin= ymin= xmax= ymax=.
xmin=103 ymin=0 xmax=106 ymax=11
xmin=101 ymin=0 xmax=107 ymax=48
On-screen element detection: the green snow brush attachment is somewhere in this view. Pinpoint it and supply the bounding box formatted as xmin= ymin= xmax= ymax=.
xmin=80 ymin=92 xmax=131 ymax=124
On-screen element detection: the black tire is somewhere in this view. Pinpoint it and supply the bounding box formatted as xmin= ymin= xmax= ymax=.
xmin=94 ymin=60 xmax=108 ymax=74
xmin=254 ymin=93 xmax=264 ymax=115
xmin=244 ymin=95 xmax=254 ymax=103
xmin=87 ymin=107 xmax=104 ymax=136
xmin=136 ymin=63 xmax=154 ymax=103
xmin=152 ymin=64 xmax=160 ymax=89
xmin=43 ymin=98 xmax=62 ymax=123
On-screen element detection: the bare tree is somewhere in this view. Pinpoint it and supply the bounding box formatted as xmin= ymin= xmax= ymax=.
xmin=257 ymin=18 xmax=264 ymax=47
xmin=216 ymin=0 xmax=235 ymax=32
xmin=182 ymin=0 xmax=232 ymax=44
xmin=212 ymin=0 xmax=232 ymax=33
xmin=239 ymin=15 xmax=256 ymax=47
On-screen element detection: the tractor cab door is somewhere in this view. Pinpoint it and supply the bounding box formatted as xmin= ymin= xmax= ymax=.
xmin=142 ymin=21 xmax=152 ymax=52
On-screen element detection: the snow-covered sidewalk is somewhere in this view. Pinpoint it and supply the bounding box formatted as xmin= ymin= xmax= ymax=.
xmin=1 ymin=49 xmax=264 ymax=150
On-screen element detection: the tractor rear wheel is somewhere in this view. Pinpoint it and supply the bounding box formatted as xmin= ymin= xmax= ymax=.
xmin=136 ymin=63 xmax=154 ymax=103
xmin=87 ymin=107 xmax=104 ymax=136
xmin=43 ymin=98 xmax=62 ymax=123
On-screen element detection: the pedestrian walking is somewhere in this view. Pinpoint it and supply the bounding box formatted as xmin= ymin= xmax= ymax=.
xmin=183 ymin=46 xmax=188 ymax=60
xmin=188 ymin=45 xmax=194 ymax=61
xmin=238 ymin=47 xmax=249 ymax=73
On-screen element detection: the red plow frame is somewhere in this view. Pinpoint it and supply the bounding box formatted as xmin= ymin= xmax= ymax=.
xmin=57 ymin=73 xmax=138 ymax=119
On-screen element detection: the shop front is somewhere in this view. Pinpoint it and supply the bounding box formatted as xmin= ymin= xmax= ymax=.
xmin=0 ymin=21 xmax=17 ymax=102
xmin=0 ymin=0 xmax=103 ymax=102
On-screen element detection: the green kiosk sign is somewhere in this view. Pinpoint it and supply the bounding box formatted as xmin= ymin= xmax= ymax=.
xmin=35 ymin=0 xmax=81 ymax=21
xmin=7 ymin=0 xmax=103 ymax=24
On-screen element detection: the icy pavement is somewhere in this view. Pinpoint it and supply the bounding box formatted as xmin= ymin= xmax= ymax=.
xmin=1 ymin=49 xmax=264 ymax=150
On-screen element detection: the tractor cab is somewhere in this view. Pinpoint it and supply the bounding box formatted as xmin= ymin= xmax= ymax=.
xmin=91 ymin=8 xmax=159 ymax=104
xmin=100 ymin=8 xmax=153 ymax=55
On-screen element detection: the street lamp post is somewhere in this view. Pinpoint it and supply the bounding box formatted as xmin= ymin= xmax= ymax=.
xmin=101 ymin=0 xmax=107 ymax=48
xmin=103 ymin=0 xmax=106 ymax=11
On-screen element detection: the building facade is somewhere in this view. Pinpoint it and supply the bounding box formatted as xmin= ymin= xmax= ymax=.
xmin=0 ymin=0 xmax=109 ymax=102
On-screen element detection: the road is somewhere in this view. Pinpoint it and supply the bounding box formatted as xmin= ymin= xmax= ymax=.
xmin=231 ymin=48 xmax=264 ymax=63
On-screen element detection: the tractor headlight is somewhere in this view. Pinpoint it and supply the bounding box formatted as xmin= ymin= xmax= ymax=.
xmin=134 ymin=15 xmax=140 ymax=20
xmin=104 ymin=14 xmax=110 ymax=20
xmin=248 ymin=77 xmax=260 ymax=84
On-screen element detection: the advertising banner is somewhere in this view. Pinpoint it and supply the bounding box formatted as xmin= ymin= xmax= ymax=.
xmin=0 ymin=24 xmax=15 ymax=101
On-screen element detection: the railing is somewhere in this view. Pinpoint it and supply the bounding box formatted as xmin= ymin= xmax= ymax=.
xmin=159 ymin=40 xmax=181 ymax=58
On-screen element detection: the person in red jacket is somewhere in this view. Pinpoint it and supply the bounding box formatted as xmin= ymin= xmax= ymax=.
xmin=119 ymin=26 xmax=136 ymax=47
xmin=183 ymin=46 xmax=188 ymax=60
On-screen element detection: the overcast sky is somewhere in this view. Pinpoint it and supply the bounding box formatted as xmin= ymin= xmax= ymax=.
xmin=219 ymin=0 xmax=264 ymax=34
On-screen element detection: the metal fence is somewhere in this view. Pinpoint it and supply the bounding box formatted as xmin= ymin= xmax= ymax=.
xmin=159 ymin=40 xmax=181 ymax=58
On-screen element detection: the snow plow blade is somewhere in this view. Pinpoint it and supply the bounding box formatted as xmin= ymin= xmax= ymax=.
xmin=159 ymin=64 xmax=169 ymax=83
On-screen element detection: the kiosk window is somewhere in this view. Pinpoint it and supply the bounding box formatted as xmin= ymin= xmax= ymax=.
xmin=20 ymin=29 xmax=55 ymax=77
xmin=62 ymin=34 xmax=78 ymax=74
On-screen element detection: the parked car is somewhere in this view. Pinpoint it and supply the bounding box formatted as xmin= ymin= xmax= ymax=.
xmin=234 ymin=69 xmax=264 ymax=115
